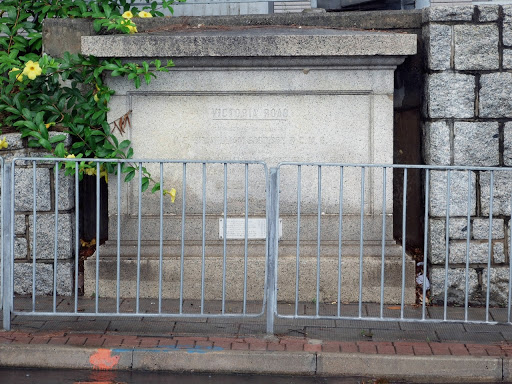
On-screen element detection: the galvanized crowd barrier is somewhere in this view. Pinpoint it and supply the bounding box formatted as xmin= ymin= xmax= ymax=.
xmin=2 ymin=158 xmax=512 ymax=333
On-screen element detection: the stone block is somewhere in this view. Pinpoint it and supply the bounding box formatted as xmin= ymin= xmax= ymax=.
xmin=14 ymin=167 xmax=51 ymax=212
xmin=493 ymin=241 xmax=506 ymax=264
xmin=1 ymin=132 xmax=25 ymax=150
xmin=429 ymin=218 xmax=447 ymax=265
xmin=453 ymin=122 xmax=499 ymax=166
xmin=426 ymin=73 xmax=475 ymax=118
xmin=14 ymin=237 xmax=27 ymax=260
xmin=480 ymin=171 xmax=512 ymax=216
xmin=454 ymin=24 xmax=499 ymax=70
xmin=13 ymin=261 xmax=74 ymax=296
xmin=480 ymin=73 xmax=512 ymax=118
xmin=423 ymin=24 xmax=451 ymax=71
xmin=477 ymin=5 xmax=499 ymax=22
xmin=430 ymin=267 xmax=478 ymax=305
xmin=503 ymin=5 xmax=512 ymax=46
xmin=429 ymin=170 xmax=476 ymax=217
xmin=28 ymin=213 xmax=74 ymax=260
xmin=424 ymin=5 xmax=474 ymax=22
xmin=502 ymin=122 xmax=512 ymax=166
xmin=504 ymin=50 xmax=512 ymax=70
xmin=482 ymin=267 xmax=510 ymax=307
xmin=15 ymin=215 xmax=26 ymax=235
xmin=423 ymin=121 xmax=451 ymax=165
xmin=450 ymin=241 xmax=491 ymax=264
xmin=473 ymin=218 xmax=504 ymax=239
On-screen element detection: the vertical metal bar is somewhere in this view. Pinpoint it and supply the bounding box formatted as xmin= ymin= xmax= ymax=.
xmin=266 ymin=168 xmax=279 ymax=335
xmin=2 ymin=163 xmax=13 ymax=330
xmin=316 ymin=165 xmax=321 ymax=317
xmin=116 ymin=163 xmax=121 ymax=314
xmin=464 ymin=170 xmax=472 ymax=322
xmin=444 ymin=170 xmax=451 ymax=321
xmin=201 ymin=163 xmax=206 ymax=315
xmin=158 ymin=162 xmax=164 ymax=314
xmin=243 ymin=164 xmax=249 ymax=315
xmin=486 ymin=171 xmax=494 ymax=323
xmin=136 ymin=162 xmax=142 ymax=314
xmin=337 ymin=166 xmax=344 ymax=318
xmin=359 ymin=167 xmax=365 ymax=318
xmin=380 ymin=167 xmax=387 ymax=319
xmin=401 ymin=168 xmax=408 ymax=319
xmin=180 ymin=163 xmax=186 ymax=314
xmin=74 ymin=163 xmax=79 ymax=313
xmin=508 ymin=191 xmax=512 ymax=323
xmin=53 ymin=163 xmax=60 ymax=312
xmin=95 ymin=162 xmax=100 ymax=313
xmin=222 ymin=163 xmax=227 ymax=315
xmin=295 ymin=165 xmax=301 ymax=317
xmin=422 ymin=169 xmax=430 ymax=321
xmin=32 ymin=161 xmax=37 ymax=311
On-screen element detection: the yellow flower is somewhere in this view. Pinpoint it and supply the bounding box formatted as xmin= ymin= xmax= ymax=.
xmin=93 ymin=94 xmax=99 ymax=102
xmin=100 ymin=168 xmax=108 ymax=183
xmin=22 ymin=60 xmax=42 ymax=80
xmin=125 ymin=21 xmax=137 ymax=34
xmin=138 ymin=11 xmax=152 ymax=18
xmin=84 ymin=168 xmax=96 ymax=176
xmin=0 ymin=138 xmax=8 ymax=149
xmin=9 ymin=67 xmax=23 ymax=82
xmin=122 ymin=10 xmax=133 ymax=19
xmin=163 ymin=188 xmax=176 ymax=203
xmin=66 ymin=154 xmax=75 ymax=159
xmin=45 ymin=122 xmax=55 ymax=129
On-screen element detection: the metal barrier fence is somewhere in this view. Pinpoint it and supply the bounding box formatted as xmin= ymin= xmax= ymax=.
xmin=2 ymin=158 xmax=512 ymax=332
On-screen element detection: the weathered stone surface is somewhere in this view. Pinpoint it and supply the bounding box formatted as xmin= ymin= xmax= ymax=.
xmin=2 ymin=133 xmax=25 ymax=150
xmin=480 ymin=171 xmax=512 ymax=216
xmin=453 ymin=122 xmax=499 ymax=166
xmin=502 ymin=122 xmax=512 ymax=166
xmin=493 ymin=241 xmax=506 ymax=264
xmin=480 ymin=73 xmax=512 ymax=118
xmin=423 ymin=121 xmax=451 ymax=165
xmin=423 ymin=24 xmax=451 ymax=71
xmin=454 ymin=24 xmax=499 ymax=70
xmin=426 ymin=73 xmax=475 ymax=118
xmin=57 ymin=170 xmax=75 ymax=211
xmin=430 ymin=267 xmax=478 ymax=305
xmin=15 ymin=215 xmax=26 ymax=235
xmin=450 ymin=241 xmax=491 ymax=264
xmin=473 ymin=218 xmax=504 ymax=240
xmin=429 ymin=218 xmax=447 ymax=265
xmin=424 ymin=5 xmax=474 ymax=22
xmin=482 ymin=267 xmax=510 ymax=306
xmin=504 ymin=50 xmax=512 ymax=70
xmin=478 ymin=5 xmax=499 ymax=22
xmin=14 ymin=237 xmax=27 ymax=260
xmin=503 ymin=5 xmax=512 ymax=46
xmin=28 ymin=213 xmax=74 ymax=260
xmin=14 ymin=168 xmax=51 ymax=212
xmin=429 ymin=170 xmax=476 ymax=217
xmin=13 ymin=262 xmax=73 ymax=295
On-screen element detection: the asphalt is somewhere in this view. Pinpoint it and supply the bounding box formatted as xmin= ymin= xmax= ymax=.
xmin=2 ymin=298 xmax=512 ymax=383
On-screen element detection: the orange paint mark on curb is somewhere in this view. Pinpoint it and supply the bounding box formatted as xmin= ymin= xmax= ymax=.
xmin=89 ymin=348 xmax=120 ymax=370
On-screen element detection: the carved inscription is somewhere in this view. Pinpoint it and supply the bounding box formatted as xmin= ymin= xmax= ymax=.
xmin=211 ymin=107 xmax=289 ymax=120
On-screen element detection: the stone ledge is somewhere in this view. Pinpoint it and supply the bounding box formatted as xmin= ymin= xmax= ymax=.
xmin=81 ymin=29 xmax=417 ymax=59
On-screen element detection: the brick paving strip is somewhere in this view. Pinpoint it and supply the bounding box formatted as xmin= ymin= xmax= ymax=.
xmin=0 ymin=330 xmax=510 ymax=357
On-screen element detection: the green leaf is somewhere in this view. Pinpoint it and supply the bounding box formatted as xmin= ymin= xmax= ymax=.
xmin=119 ymin=140 xmax=130 ymax=149
xmin=54 ymin=143 xmax=66 ymax=157
xmin=125 ymin=170 xmax=136 ymax=182
xmin=49 ymin=134 xmax=66 ymax=144
xmin=151 ymin=182 xmax=161 ymax=193
xmin=38 ymin=138 xmax=52 ymax=151
xmin=141 ymin=177 xmax=150 ymax=192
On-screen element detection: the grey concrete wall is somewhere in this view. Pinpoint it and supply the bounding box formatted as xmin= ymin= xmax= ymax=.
xmin=0 ymin=132 xmax=75 ymax=296
xmin=423 ymin=4 xmax=512 ymax=305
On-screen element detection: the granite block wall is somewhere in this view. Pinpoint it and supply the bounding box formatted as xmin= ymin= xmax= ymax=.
xmin=1 ymin=132 xmax=75 ymax=296
xmin=423 ymin=4 xmax=512 ymax=306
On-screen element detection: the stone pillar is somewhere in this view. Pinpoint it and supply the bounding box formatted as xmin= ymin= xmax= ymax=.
xmin=423 ymin=4 xmax=511 ymax=305
xmin=0 ymin=132 xmax=75 ymax=296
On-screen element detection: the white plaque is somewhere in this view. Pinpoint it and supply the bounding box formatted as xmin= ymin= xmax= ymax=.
xmin=219 ymin=218 xmax=282 ymax=239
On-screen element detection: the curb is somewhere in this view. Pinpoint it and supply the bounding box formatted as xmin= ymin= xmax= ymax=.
xmin=0 ymin=344 xmax=510 ymax=382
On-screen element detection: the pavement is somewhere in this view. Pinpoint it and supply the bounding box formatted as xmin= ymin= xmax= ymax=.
xmin=2 ymin=298 xmax=512 ymax=383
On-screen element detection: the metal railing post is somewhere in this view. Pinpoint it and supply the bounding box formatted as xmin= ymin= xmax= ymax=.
xmin=266 ymin=167 xmax=278 ymax=335
xmin=2 ymin=163 xmax=12 ymax=331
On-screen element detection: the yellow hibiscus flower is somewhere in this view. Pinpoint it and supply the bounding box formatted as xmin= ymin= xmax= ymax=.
xmin=122 ymin=10 xmax=133 ymax=19
xmin=23 ymin=60 xmax=42 ymax=80
xmin=163 ymin=188 xmax=176 ymax=203
xmin=138 ymin=11 xmax=152 ymax=18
